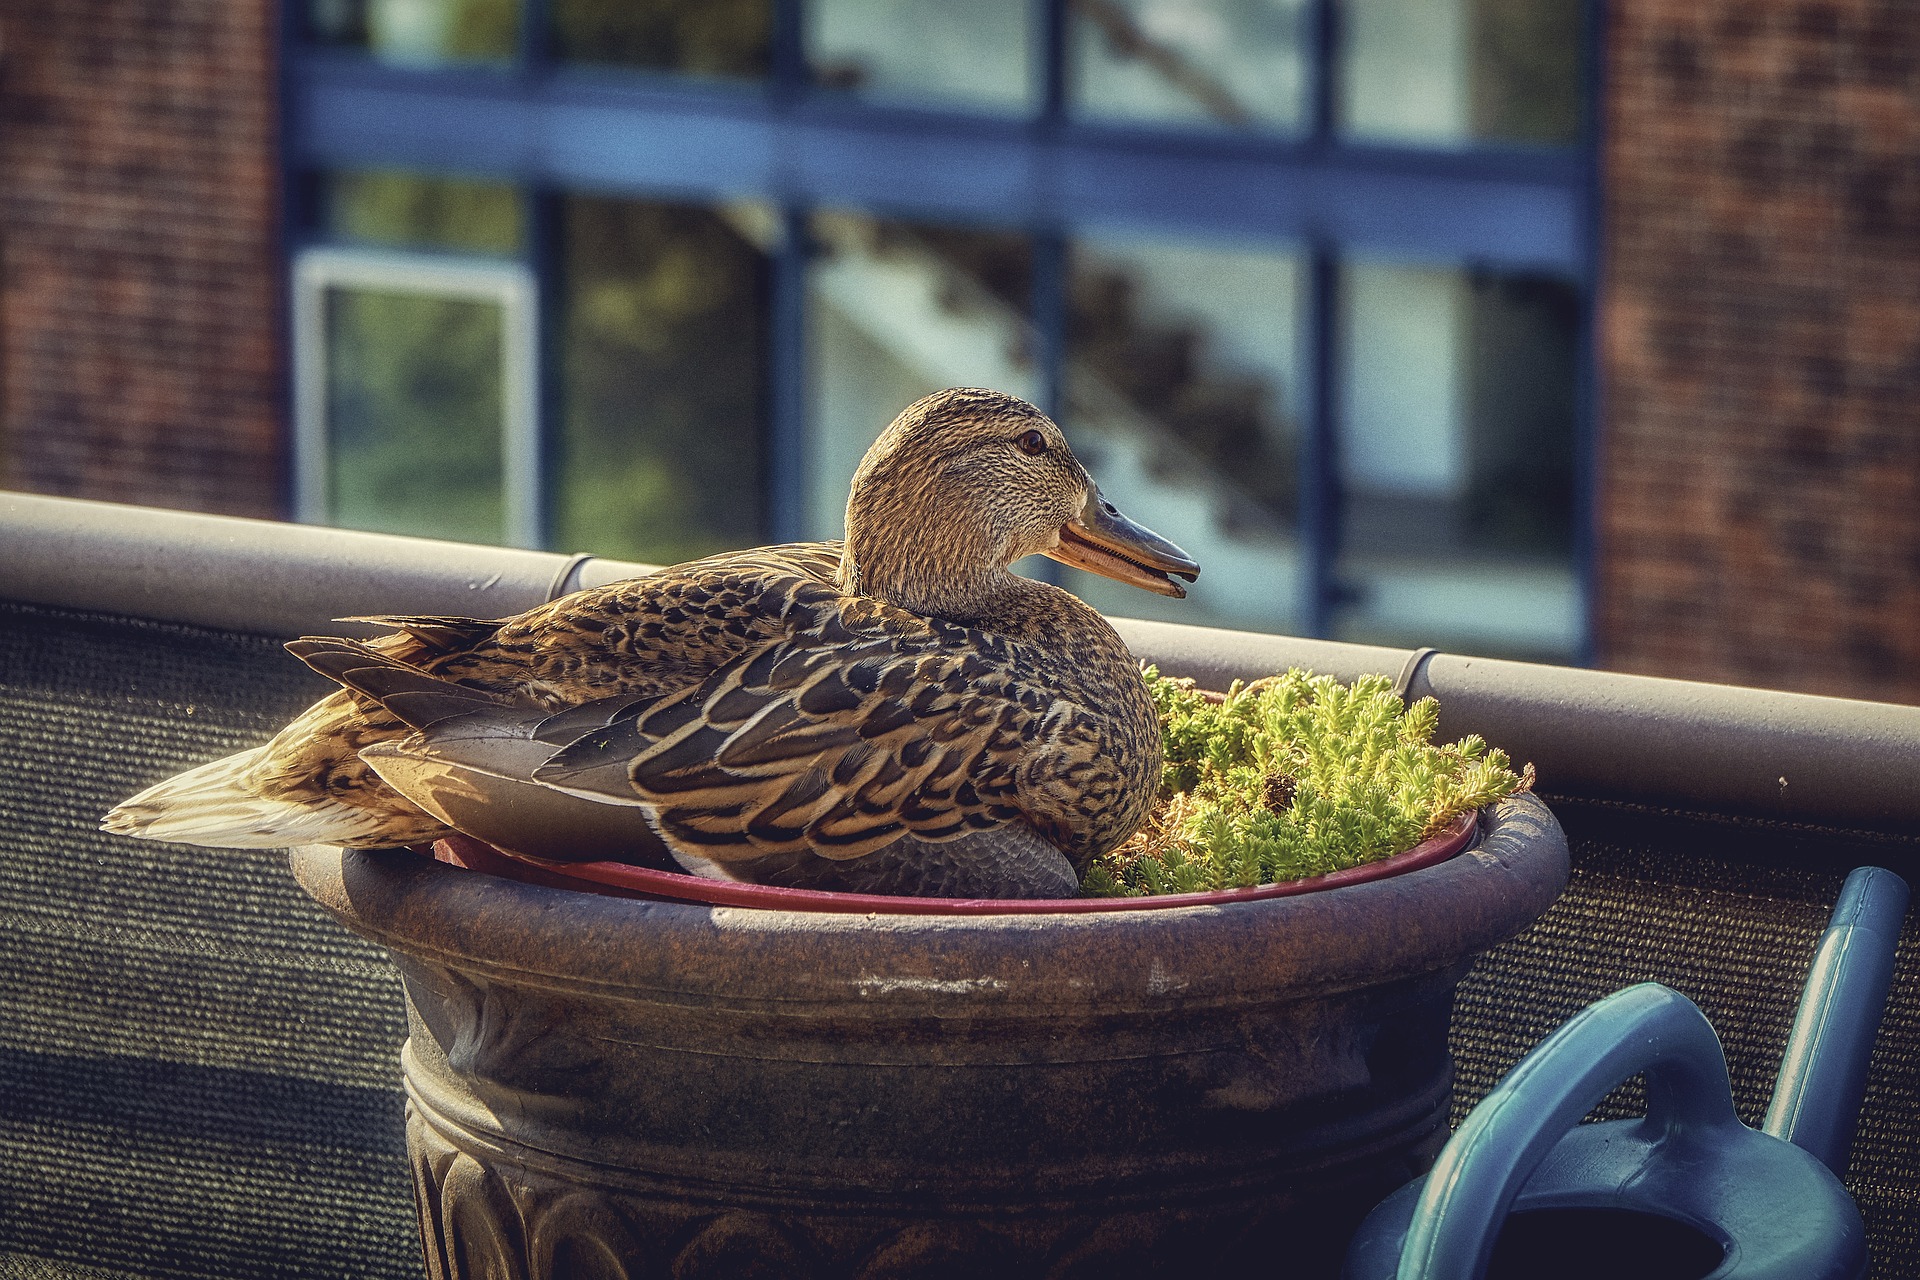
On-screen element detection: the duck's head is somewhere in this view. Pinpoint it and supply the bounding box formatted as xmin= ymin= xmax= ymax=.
xmin=839 ymin=388 xmax=1199 ymax=619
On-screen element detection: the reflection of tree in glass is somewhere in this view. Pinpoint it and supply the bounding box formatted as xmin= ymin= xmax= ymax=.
xmin=1471 ymin=0 xmax=1582 ymax=145
xmin=327 ymin=289 xmax=505 ymax=545
xmin=553 ymin=0 xmax=769 ymax=76
xmin=557 ymin=197 xmax=768 ymax=564
xmin=1464 ymin=272 xmax=1577 ymax=554
xmin=1069 ymin=266 xmax=1299 ymax=526
xmin=442 ymin=0 xmax=518 ymax=60
xmin=326 ymin=170 xmax=522 ymax=256
xmin=308 ymin=0 xmax=520 ymax=61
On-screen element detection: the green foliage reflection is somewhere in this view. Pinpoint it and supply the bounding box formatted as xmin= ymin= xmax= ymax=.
xmin=553 ymin=0 xmax=770 ymax=76
xmin=557 ymin=197 xmax=768 ymax=563
xmin=326 ymin=287 xmax=505 ymax=544
xmin=326 ymin=170 xmax=523 ymax=256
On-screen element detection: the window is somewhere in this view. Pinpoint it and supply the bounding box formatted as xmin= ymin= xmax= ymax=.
xmin=1337 ymin=259 xmax=1580 ymax=653
xmin=805 ymin=212 xmax=1038 ymax=537
xmin=293 ymin=246 xmax=538 ymax=545
xmin=289 ymin=0 xmax=1593 ymax=661
xmin=555 ymin=195 xmax=771 ymax=563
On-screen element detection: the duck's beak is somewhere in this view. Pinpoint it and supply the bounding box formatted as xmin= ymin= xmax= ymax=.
xmin=1044 ymin=485 xmax=1200 ymax=598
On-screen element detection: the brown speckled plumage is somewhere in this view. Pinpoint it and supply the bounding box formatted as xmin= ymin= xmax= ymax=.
xmin=105 ymin=389 xmax=1197 ymax=896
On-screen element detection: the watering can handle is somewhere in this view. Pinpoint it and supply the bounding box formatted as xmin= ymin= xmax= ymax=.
xmin=1395 ymin=982 xmax=1743 ymax=1280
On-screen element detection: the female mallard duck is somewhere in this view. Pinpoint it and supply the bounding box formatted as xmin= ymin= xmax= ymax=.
xmin=104 ymin=388 xmax=1199 ymax=899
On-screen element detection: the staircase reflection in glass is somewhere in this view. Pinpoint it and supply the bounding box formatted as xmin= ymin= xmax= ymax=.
xmin=808 ymin=0 xmax=1036 ymax=113
xmin=803 ymin=211 xmax=1038 ymax=539
xmin=1066 ymin=234 xmax=1306 ymax=635
xmin=1070 ymin=0 xmax=1311 ymax=132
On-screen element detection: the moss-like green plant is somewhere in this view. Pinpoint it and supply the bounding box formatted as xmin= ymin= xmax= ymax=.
xmin=1083 ymin=667 xmax=1533 ymax=897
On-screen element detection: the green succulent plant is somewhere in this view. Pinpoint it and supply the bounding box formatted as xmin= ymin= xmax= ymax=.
xmin=1083 ymin=667 xmax=1532 ymax=897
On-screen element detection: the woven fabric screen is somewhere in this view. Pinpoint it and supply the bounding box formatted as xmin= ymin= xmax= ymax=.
xmin=0 ymin=603 xmax=414 ymax=1278
xmin=3 ymin=600 xmax=1916 ymax=1278
xmin=1452 ymin=810 xmax=1920 ymax=1278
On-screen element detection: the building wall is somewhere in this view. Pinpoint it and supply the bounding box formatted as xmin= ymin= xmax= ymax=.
xmin=1599 ymin=2 xmax=1920 ymax=702
xmin=4 ymin=2 xmax=1919 ymax=702
xmin=0 ymin=0 xmax=283 ymax=518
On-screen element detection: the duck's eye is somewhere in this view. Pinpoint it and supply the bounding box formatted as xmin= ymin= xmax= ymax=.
xmin=1015 ymin=430 xmax=1048 ymax=456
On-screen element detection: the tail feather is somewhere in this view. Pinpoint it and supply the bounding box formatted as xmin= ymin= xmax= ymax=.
xmin=102 ymin=747 xmax=402 ymax=849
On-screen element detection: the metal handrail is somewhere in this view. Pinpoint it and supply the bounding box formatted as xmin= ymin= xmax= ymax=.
xmin=5 ymin=489 xmax=1919 ymax=835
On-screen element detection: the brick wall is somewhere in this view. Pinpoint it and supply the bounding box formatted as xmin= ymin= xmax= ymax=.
xmin=1599 ymin=2 xmax=1920 ymax=702
xmin=0 ymin=0 xmax=283 ymax=518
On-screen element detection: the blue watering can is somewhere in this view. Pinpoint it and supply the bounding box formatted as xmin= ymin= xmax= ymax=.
xmin=1345 ymin=865 xmax=1909 ymax=1280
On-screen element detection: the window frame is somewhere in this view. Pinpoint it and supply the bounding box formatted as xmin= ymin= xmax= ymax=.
xmin=284 ymin=0 xmax=1601 ymax=658
xmin=291 ymin=246 xmax=543 ymax=547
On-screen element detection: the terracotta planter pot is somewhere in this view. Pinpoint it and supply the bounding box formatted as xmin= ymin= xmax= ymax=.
xmin=290 ymin=792 xmax=1567 ymax=1280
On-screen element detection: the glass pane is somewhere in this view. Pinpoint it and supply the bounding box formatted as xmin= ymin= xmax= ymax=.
xmin=808 ymin=0 xmax=1035 ymax=113
xmin=1336 ymin=260 xmax=1579 ymax=659
xmin=554 ymin=0 xmax=770 ymax=77
xmin=307 ymin=0 xmax=519 ymax=64
xmin=555 ymin=196 xmax=770 ymax=565
xmin=1340 ymin=0 xmax=1582 ymax=146
xmin=806 ymin=212 xmax=1035 ymax=539
xmin=323 ymin=170 xmax=523 ymax=256
xmin=1066 ymin=235 xmax=1305 ymax=632
xmin=326 ymin=286 xmax=505 ymax=544
xmin=1470 ymin=0 xmax=1583 ymax=142
xmin=1071 ymin=0 xmax=1310 ymax=131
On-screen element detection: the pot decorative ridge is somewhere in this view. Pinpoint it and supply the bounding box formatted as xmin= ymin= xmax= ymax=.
xmin=291 ymin=791 xmax=1568 ymax=1279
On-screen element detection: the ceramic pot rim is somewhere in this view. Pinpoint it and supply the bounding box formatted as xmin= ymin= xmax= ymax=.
xmin=428 ymin=811 xmax=1477 ymax=916
xmin=289 ymin=794 xmax=1569 ymax=1008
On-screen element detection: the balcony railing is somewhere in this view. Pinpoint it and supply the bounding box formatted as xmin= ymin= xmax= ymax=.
xmin=3 ymin=489 xmax=1917 ymax=1277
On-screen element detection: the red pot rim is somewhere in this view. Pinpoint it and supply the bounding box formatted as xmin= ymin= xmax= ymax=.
xmin=429 ymin=810 xmax=1478 ymax=916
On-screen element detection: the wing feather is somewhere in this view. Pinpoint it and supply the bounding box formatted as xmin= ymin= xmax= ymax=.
xmin=523 ymin=592 xmax=1065 ymax=865
xmin=600 ymin=625 xmax=1061 ymax=864
xmin=477 ymin=560 xmax=1149 ymax=874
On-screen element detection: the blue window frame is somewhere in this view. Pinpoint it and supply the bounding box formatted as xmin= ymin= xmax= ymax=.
xmin=285 ymin=0 xmax=1598 ymax=662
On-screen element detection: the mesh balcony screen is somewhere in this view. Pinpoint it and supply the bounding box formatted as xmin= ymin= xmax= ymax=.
xmin=2 ymin=599 xmax=1916 ymax=1278
xmin=0 ymin=603 xmax=414 ymax=1278
xmin=1454 ymin=812 xmax=1920 ymax=1277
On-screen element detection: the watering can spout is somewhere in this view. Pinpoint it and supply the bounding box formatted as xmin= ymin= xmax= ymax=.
xmin=1763 ymin=865 xmax=1911 ymax=1176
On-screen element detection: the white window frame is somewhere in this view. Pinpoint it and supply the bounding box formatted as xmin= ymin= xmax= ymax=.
xmin=291 ymin=246 xmax=542 ymax=548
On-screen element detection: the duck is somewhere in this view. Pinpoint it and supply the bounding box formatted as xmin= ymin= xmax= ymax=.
xmin=103 ymin=388 xmax=1200 ymax=899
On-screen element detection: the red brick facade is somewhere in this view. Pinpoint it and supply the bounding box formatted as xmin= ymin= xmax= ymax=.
xmin=1598 ymin=2 xmax=1920 ymax=702
xmin=0 ymin=0 xmax=283 ymax=518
